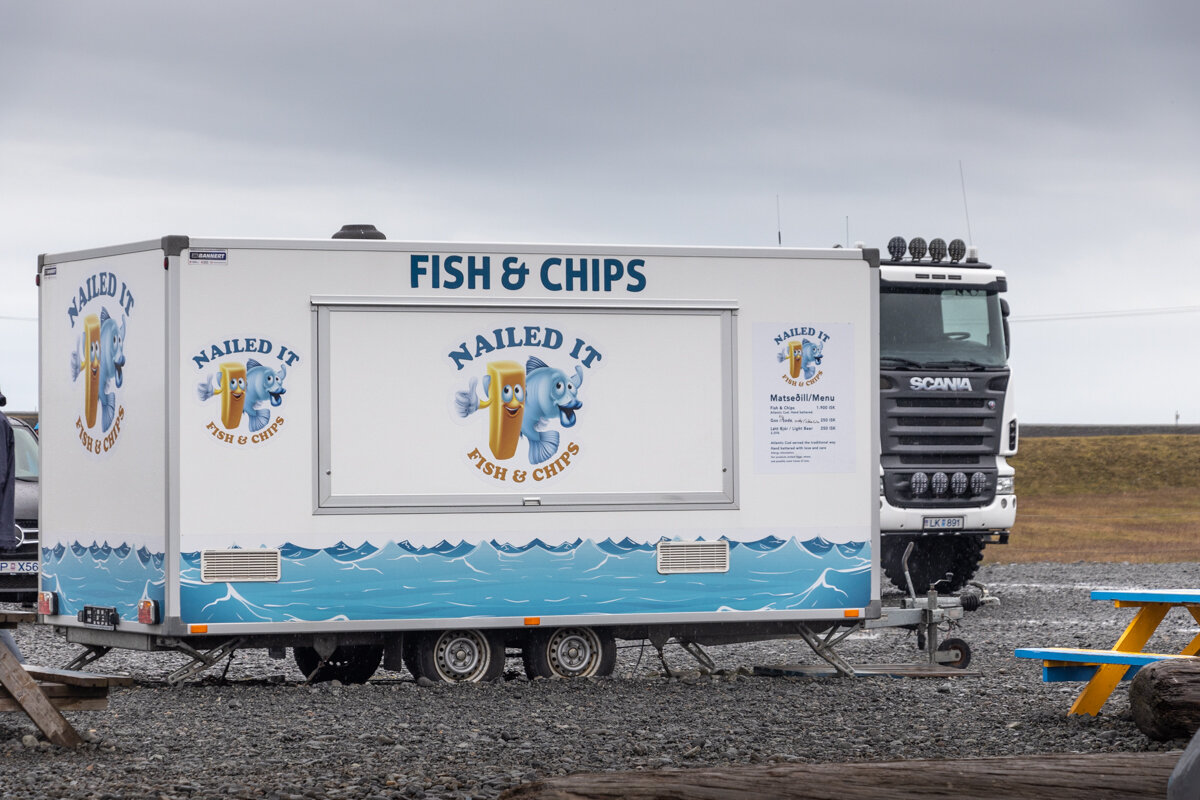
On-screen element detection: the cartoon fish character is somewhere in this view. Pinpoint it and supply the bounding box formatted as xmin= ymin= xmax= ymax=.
xmin=800 ymin=339 xmax=823 ymax=379
xmin=521 ymin=357 xmax=583 ymax=465
xmin=454 ymin=360 xmax=525 ymax=459
xmin=242 ymin=359 xmax=287 ymax=431
xmin=70 ymin=307 xmax=126 ymax=431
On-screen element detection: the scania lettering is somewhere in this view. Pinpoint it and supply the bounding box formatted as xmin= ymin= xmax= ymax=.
xmin=875 ymin=236 xmax=1016 ymax=593
xmin=910 ymin=377 xmax=974 ymax=392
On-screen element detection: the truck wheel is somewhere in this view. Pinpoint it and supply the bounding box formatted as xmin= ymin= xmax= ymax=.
xmin=881 ymin=537 xmax=984 ymax=594
xmin=412 ymin=629 xmax=504 ymax=683
xmin=294 ymin=644 xmax=383 ymax=684
xmin=523 ymin=627 xmax=616 ymax=679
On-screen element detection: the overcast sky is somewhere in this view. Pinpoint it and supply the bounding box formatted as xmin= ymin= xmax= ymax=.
xmin=2 ymin=1 xmax=1198 ymax=423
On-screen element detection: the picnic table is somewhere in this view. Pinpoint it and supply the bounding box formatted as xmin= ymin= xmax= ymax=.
xmin=1015 ymin=589 xmax=1200 ymax=716
xmin=0 ymin=610 xmax=132 ymax=747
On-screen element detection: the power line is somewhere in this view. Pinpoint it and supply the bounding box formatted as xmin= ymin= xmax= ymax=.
xmin=1011 ymin=305 xmax=1200 ymax=323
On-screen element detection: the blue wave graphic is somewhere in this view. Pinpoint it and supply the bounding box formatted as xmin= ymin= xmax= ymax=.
xmin=41 ymin=541 xmax=166 ymax=622
xmin=43 ymin=535 xmax=871 ymax=624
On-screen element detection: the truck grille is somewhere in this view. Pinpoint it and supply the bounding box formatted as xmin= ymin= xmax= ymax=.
xmin=881 ymin=370 xmax=1008 ymax=508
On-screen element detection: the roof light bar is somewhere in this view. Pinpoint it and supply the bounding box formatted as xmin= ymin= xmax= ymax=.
xmin=885 ymin=235 xmax=974 ymax=263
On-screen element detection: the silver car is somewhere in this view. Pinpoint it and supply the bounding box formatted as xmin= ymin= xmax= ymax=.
xmin=2 ymin=416 xmax=38 ymax=604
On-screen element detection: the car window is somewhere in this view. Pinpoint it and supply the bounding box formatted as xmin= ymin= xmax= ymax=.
xmin=12 ymin=422 xmax=38 ymax=480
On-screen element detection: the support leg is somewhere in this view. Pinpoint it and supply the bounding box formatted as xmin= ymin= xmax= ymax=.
xmin=1070 ymin=603 xmax=1168 ymax=716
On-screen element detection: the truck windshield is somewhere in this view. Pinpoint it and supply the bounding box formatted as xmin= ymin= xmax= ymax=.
xmin=880 ymin=286 xmax=1007 ymax=369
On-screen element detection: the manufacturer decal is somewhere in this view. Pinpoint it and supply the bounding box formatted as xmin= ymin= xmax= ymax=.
xmin=68 ymin=271 xmax=134 ymax=454
xmin=192 ymin=337 xmax=301 ymax=446
xmin=188 ymin=250 xmax=228 ymax=264
xmin=448 ymin=325 xmax=600 ymax=483
xmin=774 ymin=326 xmax=830 ymax=388
xmin=910 ymin=376 xmax=973 ymax=391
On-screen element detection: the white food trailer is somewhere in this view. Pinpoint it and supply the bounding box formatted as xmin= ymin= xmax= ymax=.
xmin=37 ymin=228 xmax=893 ymax=684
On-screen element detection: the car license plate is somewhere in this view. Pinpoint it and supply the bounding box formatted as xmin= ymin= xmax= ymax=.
xmin=0 ymin=560 xmax=38 ymax=575
xmin=923 ymin=516 xmax=964 ymax=530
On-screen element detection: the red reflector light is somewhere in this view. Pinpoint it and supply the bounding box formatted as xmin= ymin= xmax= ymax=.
xmin=137 ymin=599 xmax=158 ymax=625
xmin=38 ymin=592 xmax=57 ymax=616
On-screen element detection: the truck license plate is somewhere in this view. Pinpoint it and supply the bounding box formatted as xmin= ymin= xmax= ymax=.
xmin=0 ymin=560 xmax=38 ymax=574
xmin=923 ymin=516 xmax=964 ymax=530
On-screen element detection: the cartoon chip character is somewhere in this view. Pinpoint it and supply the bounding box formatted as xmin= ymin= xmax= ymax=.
xmin=206 ymin=362 xmax=248 ymax=429
xmin=786 ymin=340 xmax=804 ymax=379
xmin=82 ymin=314 xmax=102 ymax=427
xmin=454 ymin=360 xmax=526 ymax=460
xmin=481 ymin=361 xmax=525 ymax=460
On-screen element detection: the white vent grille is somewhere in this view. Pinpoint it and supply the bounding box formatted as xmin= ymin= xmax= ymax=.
xmin=201 ymin=549 xmax=282 ymax=583
xmin=657 ymin=541 xmax=730 ymax=574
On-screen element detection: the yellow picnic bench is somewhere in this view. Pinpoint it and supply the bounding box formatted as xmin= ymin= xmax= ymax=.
xmin=1015 ymin=589 xmax=1200 ymax=716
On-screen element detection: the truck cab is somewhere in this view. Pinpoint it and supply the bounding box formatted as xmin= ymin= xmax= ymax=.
xmin=876 ymin=237 xmax=1016 ymax=592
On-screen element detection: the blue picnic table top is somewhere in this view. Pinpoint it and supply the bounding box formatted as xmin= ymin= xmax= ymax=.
xmin=1090 ymin=589 xmax=1200 ymax=604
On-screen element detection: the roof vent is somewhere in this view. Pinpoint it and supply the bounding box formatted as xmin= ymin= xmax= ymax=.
xmin=332 ymin=224 xmax=386 ymax=240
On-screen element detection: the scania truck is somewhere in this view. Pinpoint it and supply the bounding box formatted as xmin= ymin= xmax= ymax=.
xmin=876 ymin=236 xmax=1016 ymax=592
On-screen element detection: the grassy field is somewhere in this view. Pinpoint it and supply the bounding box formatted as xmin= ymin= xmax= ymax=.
xmin=986 ymin=434 xmax=1200 ymax=564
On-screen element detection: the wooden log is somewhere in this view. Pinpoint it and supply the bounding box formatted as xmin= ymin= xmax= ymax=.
xmin=499 ymin=752 xmax=1180 ymax=800
xmin=1131 ymin=659 xmax=1200 ymax=741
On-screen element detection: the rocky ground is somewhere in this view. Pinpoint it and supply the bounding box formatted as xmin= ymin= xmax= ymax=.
xmin=2 ymin=561 xmax=1198 ymax=799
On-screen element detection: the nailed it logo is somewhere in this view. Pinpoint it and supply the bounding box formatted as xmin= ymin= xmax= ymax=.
xmin=448 ymin=325 xmax=601 ymax=483
xmin=68 ymin=272 xmax=133 ymax=454
xmin=775 ymin=326 xmax=830 ymax=387
xmin=192 ymin=337 xmax=301 ymax=446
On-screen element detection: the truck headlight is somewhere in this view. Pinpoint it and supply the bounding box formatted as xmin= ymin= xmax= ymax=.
xmin=996 ymin=476 xmax=1015 ymax=494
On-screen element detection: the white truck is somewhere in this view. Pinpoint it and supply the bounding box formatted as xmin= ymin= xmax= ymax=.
xmin=877 ymin=236 xmax=1016 ymax=592
xmin=35 ymin=227 xmax=895 ymax=684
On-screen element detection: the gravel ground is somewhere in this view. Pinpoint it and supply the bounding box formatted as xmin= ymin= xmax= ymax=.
xmin=2 ymin=561 xmax=1199 ymax=799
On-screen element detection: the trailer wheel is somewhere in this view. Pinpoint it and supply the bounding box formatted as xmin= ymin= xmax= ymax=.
xmin=937 ymin=637 xmax=972 ymax=669
xmin=881 ymin=537 xmax=984 ymax=594
xmin=293 ymin=645 xmax=383 ymax=684
xmin=523 ymin=627 xmax=616 ymax=679
xmin=412 ymin=629 xmax=504 ymax=683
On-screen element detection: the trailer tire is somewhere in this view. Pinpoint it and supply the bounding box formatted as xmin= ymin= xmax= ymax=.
xmin=937 ymin=637 xmax=972 ymax=669
xmin=523 ymin=627 xmax=616 ymax=679
xmin=412 ymin=629 xmax=505 ymax=683
xmin=293 ymin=644 xmax=383 ymax=684
xmin=881 ymin=537 xmax=984 ymax=594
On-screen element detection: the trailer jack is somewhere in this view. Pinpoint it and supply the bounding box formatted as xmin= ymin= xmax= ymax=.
xmin=62 ymin=644 xmax=112 ymax=673
xmin=163 ymin=638 xmax=245 ymax=687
